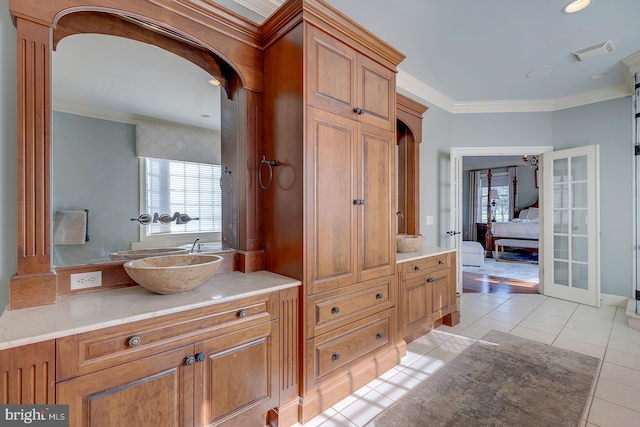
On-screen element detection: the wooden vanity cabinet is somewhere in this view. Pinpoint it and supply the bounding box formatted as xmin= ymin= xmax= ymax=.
xmin=398 ymin=252 xmax=459 ymax=343
xmin=0 ymin=340 xmax=56 ymax=404
xmin=55 ymin=289 xmax=297 ymax=427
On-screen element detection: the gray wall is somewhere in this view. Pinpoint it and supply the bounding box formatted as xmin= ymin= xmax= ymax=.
xmin=52 ymin=112 xmax=138 ymax=266
xmin=0 ymin=1 xmax=16 ymax=311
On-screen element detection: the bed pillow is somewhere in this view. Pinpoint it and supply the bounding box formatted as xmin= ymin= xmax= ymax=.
xmin=526 ymin=207 xmax=539 ymax=220
xmin=518 ymin=209 xmax=529 ymax=219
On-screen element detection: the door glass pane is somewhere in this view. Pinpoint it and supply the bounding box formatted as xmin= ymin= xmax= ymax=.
xmin=554 ymin=184 xmax=569 ymax=208
xmin=571 ymin=155 xmax=588 ymax=181
xmin=554 ymin=210 xmax=569 ymax=234
xmin=572 ymin=236 xmax=588 ymax=262
xmin=572 ymin=263 xmax=588 ymax=290
xmin=554 ymin=158 xmax=568 ymax=183
xmin=554 ymin=235 xmax=569 ymax=260
xmin=555 ymin=261 xmax=569 ymax=286
xmin=572 ymin=210 xmax=588 ymax=235
xmin=572 ymin=182 xmax=588 ymax=208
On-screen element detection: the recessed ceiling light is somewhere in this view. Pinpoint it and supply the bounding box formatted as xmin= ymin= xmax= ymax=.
xmin=590 ymin=72 xmax=609 ymax=79
xmin=201 ymin=114 xmax=210 ymax=118
xmin=562 ymin=0 xmax=591 ymax=14
xmin=208 ymin=78 xmax=220 ymax=87
xmin=526 ymin=67 xmax=555 ymax=78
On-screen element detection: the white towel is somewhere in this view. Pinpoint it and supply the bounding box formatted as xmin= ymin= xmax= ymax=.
xmin=53 ymin=210 xmax=87 ymax=245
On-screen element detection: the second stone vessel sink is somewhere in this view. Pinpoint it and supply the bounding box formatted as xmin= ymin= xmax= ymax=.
xmin=396 ymin=234 xmax=426 ymax=253
xmin=123 ymin=254 xmax=223 ymax=294
xmin=109 ymin=247 xmax=189 ymax=261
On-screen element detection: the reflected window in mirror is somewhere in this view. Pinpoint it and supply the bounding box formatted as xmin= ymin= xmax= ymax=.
xmin=142 ymin=157 xmax=222 ymax=239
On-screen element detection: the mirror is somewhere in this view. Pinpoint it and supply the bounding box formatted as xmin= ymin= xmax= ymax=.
xmin=51 ymin=33 xmax=233 ymax=267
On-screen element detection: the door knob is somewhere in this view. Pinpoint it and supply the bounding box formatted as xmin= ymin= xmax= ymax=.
xmin=446 ymin=231 xmax=461 ymax=236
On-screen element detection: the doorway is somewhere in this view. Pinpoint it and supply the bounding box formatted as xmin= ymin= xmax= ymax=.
xmin=450 ymin=146 xmax=553 ymax=295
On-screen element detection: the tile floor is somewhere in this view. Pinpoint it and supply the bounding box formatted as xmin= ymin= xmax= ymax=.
xmin=295 ymin=293 xmax=640 ymax=427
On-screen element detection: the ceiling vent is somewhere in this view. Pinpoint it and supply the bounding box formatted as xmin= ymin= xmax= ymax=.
xmin=571 ymin=40 xmax=615 ymax=61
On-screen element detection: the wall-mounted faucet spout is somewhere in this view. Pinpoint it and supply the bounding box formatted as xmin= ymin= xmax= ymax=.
xmin=190 ymin=238 xmax=200 ymax=254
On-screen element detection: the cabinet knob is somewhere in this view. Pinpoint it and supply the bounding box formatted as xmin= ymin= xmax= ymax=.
xmin=414 ymin=265 xmax=421 ymax=271
xmin=439 ymin=259 xmax=445 ymax=265
xmin=128 ymin=335 xmax=141 ymax=347
xmin=353 ymin=107 xmax=365 ymax=115
xmin=427 ymin=277 xmax=435 ymax=283
xmin=332 ymin=352 xmax=341 ymax=361
xmin=237 ymin=309 xmax=247 ymax=318
xmin=376 ymin=333 xmax=384 ymax=340
xmin=375 ymin=293 xmax=383 ymax=300
xmin=353 ymin=199 xmax=365 ymax=205
xmin=195 ymin=351 xmax=206 ymax=362
xmin=331 ymin=306 xmax=340 ymax=314
xmin=184 ymin=355 xmax=196 ymax=366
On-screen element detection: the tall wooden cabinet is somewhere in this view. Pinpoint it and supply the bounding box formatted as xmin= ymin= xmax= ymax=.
xmin=262 ymin=1 xmax=405 ymax=422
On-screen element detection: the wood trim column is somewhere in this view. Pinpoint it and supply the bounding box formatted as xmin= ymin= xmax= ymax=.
xmin=0 ymin=340 xmax=56 ymax=404
xmin=10 ymin=18 xmax=57 ymax=310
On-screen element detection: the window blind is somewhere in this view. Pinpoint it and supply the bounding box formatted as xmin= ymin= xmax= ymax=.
xmin=145 ymin=157 xmax=222 ymax=235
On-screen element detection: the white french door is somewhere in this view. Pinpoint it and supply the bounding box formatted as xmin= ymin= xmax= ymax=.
xmin=450 ymin=152 xmax=463 ymax=294
xmin=542 ymin=145 xmax=600 ymax=307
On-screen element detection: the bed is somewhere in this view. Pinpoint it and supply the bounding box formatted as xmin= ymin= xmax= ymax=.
xmin=484 ymin=169 xmax=539 ymax=257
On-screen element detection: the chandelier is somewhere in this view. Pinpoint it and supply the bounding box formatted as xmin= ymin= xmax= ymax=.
xmin=522 ymin=155 xmax=539 ymax=167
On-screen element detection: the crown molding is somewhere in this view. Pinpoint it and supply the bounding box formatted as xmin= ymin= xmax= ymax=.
xmin=233 ymin=0 xmax=282 ymax=17
xmin=397 ymin=69 xmax=632 ymax=114
xmin=622 ymin=50 xmax=640 ymax=89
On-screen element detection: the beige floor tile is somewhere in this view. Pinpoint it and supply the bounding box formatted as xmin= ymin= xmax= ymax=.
xmin=493 ymin=303 xmax=535 ymax=318
xmin=604 ymin=348 xmax=640 ymax=370
xmin=594 ymin=378 xmax=640 ymax=411
xmin=339 ymin=390 xmax=394 ymax=427
xmin=523 ymin=311 xmax=571 ymax=326
xmin=558 ymin=327 xmax=610 ymax=347
xmin=298 ymin=408 xmax=338 ymax=427
xmin=482 ymin=310 xmax=525 ymax=325
xmin=518 ymin=317 xmax=565 ymax=335
xmin=509 ymin=325 xmax=557 ymax=345
xmin=598 ymin=362 xmax=640 ymax=389
xmin=570 ymin=312 xmax=615 ymax=328
xmin=587 ymin=397 xmax=640 ymax=427
xmin=400 ymin=355 xmax=444 ymax=381
xmin=610 ymin=323 xmax=640 ymax=344
xmin=332 ymin=385 xmax=372 ymax=412
xmin=564 ymin=318 xmax=613 ymax=337
xmin=474 ymin=294 xmax=512 ymax=304
xmin=607 ymin=337 xmax=640 ymax=357
xmin=317 ymin=413 xmax=357 ymax=427
xmin=552 ymin=336 xmax=606 ymax=359
xmin=575 ymin=304 xmax=617 ymax=319
xmin=373 ymin=371 xmax=423 ymax=401
xmin=471 ymin=317 xmax=516 ymax=333
xmin=457 ymin=324 xmax=493 ymax=340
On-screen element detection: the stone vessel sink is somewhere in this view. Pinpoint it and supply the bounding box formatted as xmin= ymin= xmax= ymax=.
xmin=109 ymin=247 xmax=189 ymax=261
xmin=396 ymin=234 xmax=426 ymax=253
xmin=123 ymin=254 xmax=223 ymax=294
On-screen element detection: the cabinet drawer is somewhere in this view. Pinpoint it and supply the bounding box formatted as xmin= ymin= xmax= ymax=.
xmin=402 ymin=252 xmax=452 ymax=280
xmin=307 ymin=309 xmax=395 ymax=385
xmin=306 ymin=276 xmax=395 ymax=338
xmin=57 ymin=292 xmax=278 ymax=381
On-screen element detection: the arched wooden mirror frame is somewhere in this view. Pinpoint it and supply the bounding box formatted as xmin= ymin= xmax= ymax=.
xmin=396 ymin=93 xmax=428 ymax=236
xmin=8 ymin=0 xmax=265 ymax=310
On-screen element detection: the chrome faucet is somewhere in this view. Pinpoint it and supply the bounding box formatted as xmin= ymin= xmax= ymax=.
xmin=190 ymin=238 xmax=200 ymax=253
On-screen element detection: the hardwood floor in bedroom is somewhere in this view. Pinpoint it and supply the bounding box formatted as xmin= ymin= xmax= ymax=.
xmin=463 ymin=272 xmax=539 ymax=294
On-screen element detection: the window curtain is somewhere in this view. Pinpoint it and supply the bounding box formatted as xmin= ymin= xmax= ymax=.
xmin=468 ymin=170 xmax=481 ymax=241
xmin=508 ymin=166 xmax=518 ymax=220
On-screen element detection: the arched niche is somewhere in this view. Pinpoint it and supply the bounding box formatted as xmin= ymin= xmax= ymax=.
xmin=396 ymin=93 xmax=428 ymax=236
xmin=9 ymin=0 xmax=265 ymax=310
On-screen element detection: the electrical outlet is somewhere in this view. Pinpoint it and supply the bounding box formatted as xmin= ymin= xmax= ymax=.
xmin=70 ymin=271 xmax=102 ymax=290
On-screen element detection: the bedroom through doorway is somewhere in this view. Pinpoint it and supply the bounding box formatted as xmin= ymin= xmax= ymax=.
xmin=457 ymin=150 xmax=545 ymax=294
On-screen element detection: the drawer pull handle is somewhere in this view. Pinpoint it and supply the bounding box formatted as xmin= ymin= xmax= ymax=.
xmin=376 ymin=333 xmax=384 ymax=340
xmin=439 ymin=259 xmax=444 ymax=265
xmin=238 ymin=309 xmax=248 ymax=318
xmin=331 ymin=306 xmax=340 ymax=314
xmin=195 ymin=351 xmax=206 ymax=362
xmin=427 ymin=277 xmax=435 ymax=283
xmin=184 ymin=355 xmax=196 ymax=366
xmin=332 ymin=352 xmax=341 ymax=361
xmin=414 ymin=265 xmax=421 ymax=271
xmin=375 ymin=293 xmax=384 ymax=300
xmin=128 ymin=335 xmax=141 ymax=347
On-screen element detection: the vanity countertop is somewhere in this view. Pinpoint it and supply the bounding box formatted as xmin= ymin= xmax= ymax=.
xmin=0 ymin=270 xmax=300 ymax=351
xmin=396 ymin=245 xmax=457 ymax=264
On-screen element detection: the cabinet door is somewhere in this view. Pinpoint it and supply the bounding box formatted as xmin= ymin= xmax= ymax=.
xmin=1 ymin=341 xmax=55 ymax=404
xmin=358 ymin=123 xmax=396 ymax=282
xmin=400 ymin=276 xmax=430 ymax=342
xmin=306 ymin=107 xmax=358 ymax=294
xmin=428 ymin=268 xmax=452 ymax=321
xmin=357 ymin=54 xmax=395 ymax=131
xmin=194 ymin=321 xmax=279 ymax=427
xmin=306 ymin=25 xmax=358 ymax=118
xmin=57 ymin=345 xmax=193 ymax=427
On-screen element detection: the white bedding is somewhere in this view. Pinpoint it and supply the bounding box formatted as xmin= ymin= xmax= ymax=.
xmin=490 ymin=220 xmax=539 ymax=240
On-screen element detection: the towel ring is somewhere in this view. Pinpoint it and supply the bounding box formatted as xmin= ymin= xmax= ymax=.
xmin=220 ymin=167 xmax=233 ymax=195
xmin=259 ymin=155 xmax=278 ymax=190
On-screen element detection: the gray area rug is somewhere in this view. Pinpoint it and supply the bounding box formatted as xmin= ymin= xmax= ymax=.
xmin=463 ymin=258 xmax=539 ymax=282
xmin=366 ymin=330 xmax=600 ymax=427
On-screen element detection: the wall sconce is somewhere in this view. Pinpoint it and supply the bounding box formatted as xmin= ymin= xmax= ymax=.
xmin=522 ymin=155 xmax=539 ymax=167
